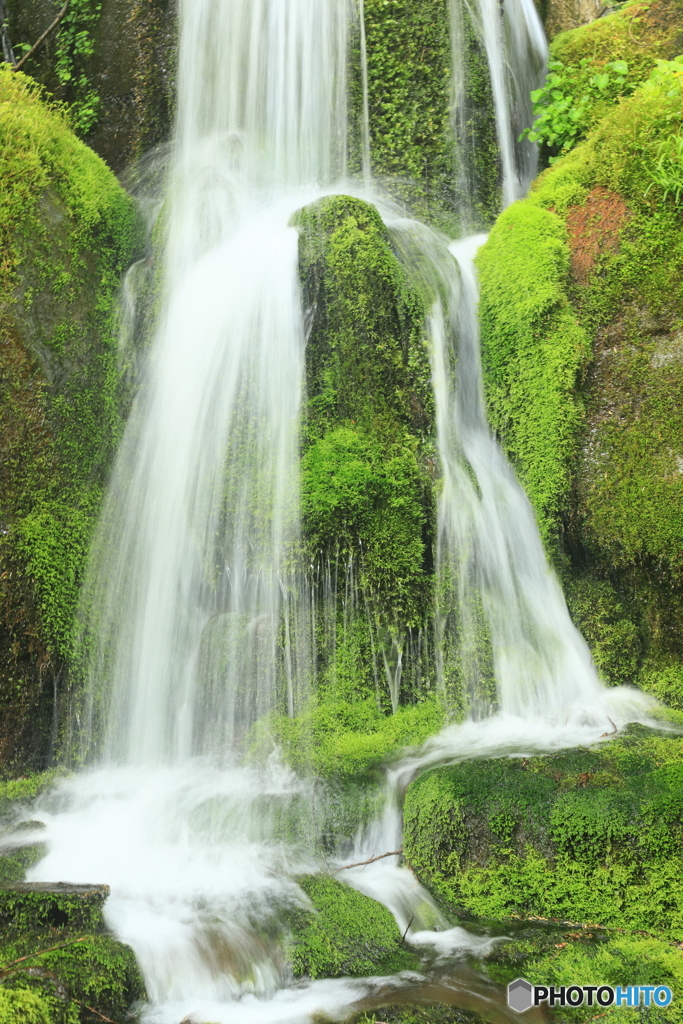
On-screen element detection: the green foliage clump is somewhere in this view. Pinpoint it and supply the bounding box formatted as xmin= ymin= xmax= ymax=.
xmin=10 ymin=0 xmax=103 ymax=138
xmin=288 ymin=874 xmax=414 ymax=978
xmin=524 ymin=57 xmax=632 ymax=157
xmin=404 ymin=732 xmax=683 ymax=938
xmin=526 ymin=0 xmax=683 ymax=159
xmin=53 ymin=0 xmax=103 ymax=136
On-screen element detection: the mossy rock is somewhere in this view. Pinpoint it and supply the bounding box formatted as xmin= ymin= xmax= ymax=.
xmin=483 ymin=922 xmax=683 ymax=1024
xmin=0 ymin=884 xmax=109 ymax=937
xmin=0 ymin=932 xmax=146 ymax=1024
xmin=477 ymin=55 xmax=683 ymax=699
xmin=403 ymin=728 xmax=683 ymax=938
xmin=288 ymin=873 xmax=417 ymax=978
xmin=0 ymin=69 xmax=144 ymax=773
xmin=291 ymin=194 xmax=437 ymax=720
xmin=349 ymin=0 xmax=498 ymax=231
xmin=544 ymin=0 xmax=683 ymax=85
xmin=0 ymin=875 xmax=145 ymax=1023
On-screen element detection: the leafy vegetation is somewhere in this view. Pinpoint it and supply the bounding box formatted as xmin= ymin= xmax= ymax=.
xmin=524 ymin=0 xmax=683 ymax=160
xmin=524 ymin=58 xmax=631 ymax=157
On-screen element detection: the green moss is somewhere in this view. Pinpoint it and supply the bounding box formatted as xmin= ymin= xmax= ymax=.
xmin=477 ymin=201 xmax=591 ymax=547
xmin=404 ymin=731 xmax=683 ymax=938
xmin=565 ymin=576 xmax=641 ymax=685
xmin=288 ymin=874 xmax=416 ymax=978
xmin=0 ymin=989 xmax=55 ymax=1024
xmin=352 ymin=0 xmax=456 ymax=229
xmin=0 ymin=933 xmax=145 ymax=1024
xmin=0 ymin=880 xmax=145 ymax=1024
xmin=478 ymin=60 xmax=683 ymax=685
xmin=349 ymin=0 xmax=499 ymax=230
xmin=270 ymin=692 xmax=445 ymax=780
xmin=487 ymin=928 xmax=683 ymax=1024
xmin=294 ymin=194 xmax=437 ymax=718
xmin=0 ymin=885 xmax=108 ymax=937
xmin=0 ymin=68 xmax=144 ymax=770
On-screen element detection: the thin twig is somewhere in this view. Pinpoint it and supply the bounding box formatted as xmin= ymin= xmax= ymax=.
xmin=400 ymin=915 xmax=415 ymax=944
xmin=13 ymin=0 xmax=69 ymax=72
xmin=73 ymin=1001 xmax=119 ymax=1024
xmin=332 ymin=849 xmax=402 ymax=873
xmin=0 ymin=936 xmax=88 ymax=973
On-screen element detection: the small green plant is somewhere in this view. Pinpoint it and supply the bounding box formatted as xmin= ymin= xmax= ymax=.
xmin=522 ymin=58 xmax=631 ymax=158
xmin=53 ymin=0 xmax=102 ymax=136
xmin=645 ymin=132 xmax=683 ymax=205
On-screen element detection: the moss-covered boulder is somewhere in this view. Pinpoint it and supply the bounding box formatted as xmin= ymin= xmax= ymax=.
xmin=404 ymin=729 xmax=683 ymax=937
xmin=288 ymin=874 xmax=414 ymax=978
xmin=263 ymin=195 xmax=444 ymax=779
xmin=0 ymin=69 xmax=144 ymax=773
xmin=477 ymin=53 xmax=683 ymax=705
xmin=529 ymin=0 xmax=683 ymax=160
xmin=0 ymin=878 xmax=144 ymax=1023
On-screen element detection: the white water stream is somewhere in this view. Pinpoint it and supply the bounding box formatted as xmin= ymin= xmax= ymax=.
xmin=12 ymin=0 xmax=660 ymax=1022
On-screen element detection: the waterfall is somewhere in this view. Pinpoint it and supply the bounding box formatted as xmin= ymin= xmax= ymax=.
xmin=76 ymin=0 xmax=351 ymax=765
xmin=449 ymin=0 xmax=547 ymax=214
xmin=17 ymin=0 xmax=658 ymax=1021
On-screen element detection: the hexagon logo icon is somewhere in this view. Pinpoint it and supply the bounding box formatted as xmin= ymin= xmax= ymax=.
xmin=508 ymin=977 xmax=534 ymax=1012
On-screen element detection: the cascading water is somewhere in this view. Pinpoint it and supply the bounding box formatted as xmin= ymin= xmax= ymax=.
xmin=11 ymin=0 xmax=661 ymax=1021
xmin=449 ymin=0 xmax=547 ymax=215
xmin=76 ymin=0 xmax=351 ymax=765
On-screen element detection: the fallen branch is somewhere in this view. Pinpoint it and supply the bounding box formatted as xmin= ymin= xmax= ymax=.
xmin=332 ymin=849 xmax=402 ymax=873
xmin=73 ymin=1000 xmax=119 ymax=1024
xmin=13 ymin=0 xmax=69 ymax=73
xmin=400 ymin=915 xmax=415 ymax=944
xmin=0 ymin=936 xmax=87 ymax=973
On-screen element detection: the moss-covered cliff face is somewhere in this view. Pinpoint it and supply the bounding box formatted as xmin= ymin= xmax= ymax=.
xmin=0 ymin=69 xmax=144 ymax=774
xmin=3 ymin=0 xmax=176 ymax=172
xmin=477 ymin=51 xmax=683 ymax=707
xmin=351 ymin=0 xmax=499 ymax=231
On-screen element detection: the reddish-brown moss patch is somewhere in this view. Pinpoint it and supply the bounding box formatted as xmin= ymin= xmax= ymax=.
xmin=566 ymin=187 xmax=630 ymax=285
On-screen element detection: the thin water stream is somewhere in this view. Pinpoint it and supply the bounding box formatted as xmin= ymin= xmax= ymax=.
xmin=11 ymin=0 xmax=659 ymax=1022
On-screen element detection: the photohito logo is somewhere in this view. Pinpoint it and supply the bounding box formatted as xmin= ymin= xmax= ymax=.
xmin=507 ymin=978 xmax=673 ymax=1012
